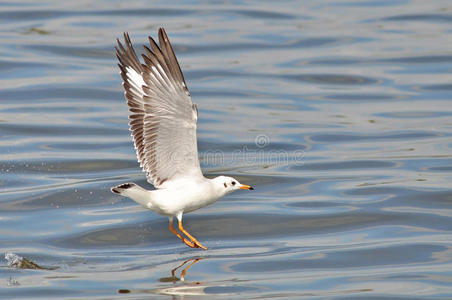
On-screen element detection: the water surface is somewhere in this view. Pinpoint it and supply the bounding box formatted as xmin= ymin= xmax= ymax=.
xmin=1 ymin=0 xmax=451 ymax=299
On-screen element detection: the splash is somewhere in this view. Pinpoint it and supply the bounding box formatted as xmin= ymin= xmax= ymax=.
xmin=5 ymin=252 xmax=57 ymax=270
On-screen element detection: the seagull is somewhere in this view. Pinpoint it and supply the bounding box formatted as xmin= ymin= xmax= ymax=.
xmin=111 ymin=28 xmax=254 ymax=250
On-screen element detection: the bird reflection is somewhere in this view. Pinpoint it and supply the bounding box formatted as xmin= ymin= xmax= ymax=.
xmin=118 ymin=257 xmax=208 ymax=298
xmin=159 ymin=257 xmax=203 ymax=283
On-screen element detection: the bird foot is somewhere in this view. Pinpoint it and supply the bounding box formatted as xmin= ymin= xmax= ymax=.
xmin=181 ymin=237 xmax=207 ymax=250
xmin=181 ymin=238 xmax=196 ymax=248
xmin=191 ymin=239 xmax=208 ymax=250
xmin=170 ymin=218 xmax=208 ymax=250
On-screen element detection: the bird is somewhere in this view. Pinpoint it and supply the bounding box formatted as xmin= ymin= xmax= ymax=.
xmin=111 ymin=28 xmax=254 ymax=250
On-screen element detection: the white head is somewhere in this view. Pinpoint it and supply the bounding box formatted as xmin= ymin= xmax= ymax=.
xmin=212 ymin=175 xmax=254 ymax=195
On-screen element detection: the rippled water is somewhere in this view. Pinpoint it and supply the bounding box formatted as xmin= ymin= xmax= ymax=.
xmin=1 ymin=1 xmax=452 ymax=299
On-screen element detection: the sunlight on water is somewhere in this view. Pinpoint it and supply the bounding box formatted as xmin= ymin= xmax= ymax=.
xmin=0 ymin=0 xmax=451 ymax=299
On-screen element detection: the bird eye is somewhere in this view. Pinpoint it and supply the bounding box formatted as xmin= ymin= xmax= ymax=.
xmin=231 ymin=181 xmax=236 ymax=186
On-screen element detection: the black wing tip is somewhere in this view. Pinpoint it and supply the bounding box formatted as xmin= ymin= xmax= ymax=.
xmin=118 ymin=28 xmax=164 ymax=45
xmin=158 ymin=27 xmax=169 ymax=43
xmin=114 ymin=32 xmax=129 ymax=47
xmin=123 ymin=32 xmax=130 ymax=41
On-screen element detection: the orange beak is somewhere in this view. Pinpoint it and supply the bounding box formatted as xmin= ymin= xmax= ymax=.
xmin=240 ymin=184 xmax=254 ymax=190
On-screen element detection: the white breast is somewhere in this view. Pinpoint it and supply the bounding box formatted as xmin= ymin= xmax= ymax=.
xmin=149 ymin=178 xmax=221 ymax=216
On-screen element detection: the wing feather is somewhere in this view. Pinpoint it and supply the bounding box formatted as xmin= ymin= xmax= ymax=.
xmin=116 ymin=28 xmax=202 ymax=187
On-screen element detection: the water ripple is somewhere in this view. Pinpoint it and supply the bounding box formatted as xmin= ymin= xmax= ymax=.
xmin=1 ymin=1 xmax=451 ymax=299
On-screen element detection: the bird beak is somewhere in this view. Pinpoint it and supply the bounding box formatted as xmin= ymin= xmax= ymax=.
xmin=240 ymin=184 xmax=254 ymax=190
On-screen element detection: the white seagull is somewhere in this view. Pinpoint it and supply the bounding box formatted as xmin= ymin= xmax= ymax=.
xmin=111 ymin=28 xmax=253 ymax=250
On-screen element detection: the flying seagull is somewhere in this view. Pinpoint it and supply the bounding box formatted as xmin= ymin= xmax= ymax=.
xmin=111 ymin=28 xmax=253 ymax=250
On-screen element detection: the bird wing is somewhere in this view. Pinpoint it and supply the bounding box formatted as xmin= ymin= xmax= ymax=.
xmin=115 ymin=28 xmax=202 ymax=188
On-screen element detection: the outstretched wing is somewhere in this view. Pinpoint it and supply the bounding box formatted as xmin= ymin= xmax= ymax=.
xmin=115 ymin=28 xmax=202 ymax=188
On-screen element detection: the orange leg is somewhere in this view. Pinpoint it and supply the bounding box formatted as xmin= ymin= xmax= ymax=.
xmin=169 ymin=219 xmax=197 ymax=248
xmin=178 ymin=219 xmax=208 ymax=250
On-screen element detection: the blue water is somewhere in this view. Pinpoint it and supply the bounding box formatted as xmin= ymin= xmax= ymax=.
xmin=1 ymin=1 xmax=451 ymax=299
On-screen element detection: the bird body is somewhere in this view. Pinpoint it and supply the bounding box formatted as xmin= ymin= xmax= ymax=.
xmin=112 ymin=28 xmax=253 ymax=250
xmin=113 ymin=176 xmax=240 ymax=216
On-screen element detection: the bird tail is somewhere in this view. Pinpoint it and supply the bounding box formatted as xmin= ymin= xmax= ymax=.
xmin=111 ymin=182 xmax=152 ymax=208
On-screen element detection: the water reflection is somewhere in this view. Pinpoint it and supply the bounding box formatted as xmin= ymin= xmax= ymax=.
xmin=119 ymin=257 xmax=207 ymax=298
xmin=165 ymin=257 xmax=203 ymax=283
xmin=1 ymin=0 xmax=452 ymax=298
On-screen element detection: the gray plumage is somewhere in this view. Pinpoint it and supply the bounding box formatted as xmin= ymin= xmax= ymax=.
xmin=115 ymin=28 xmax=201 ymax=188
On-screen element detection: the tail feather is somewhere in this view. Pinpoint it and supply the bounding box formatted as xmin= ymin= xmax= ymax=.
xmin=111 ymin=182 xmax=136 ymax=194
xmin=111 ymin=182 xmax=152 ymax=209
